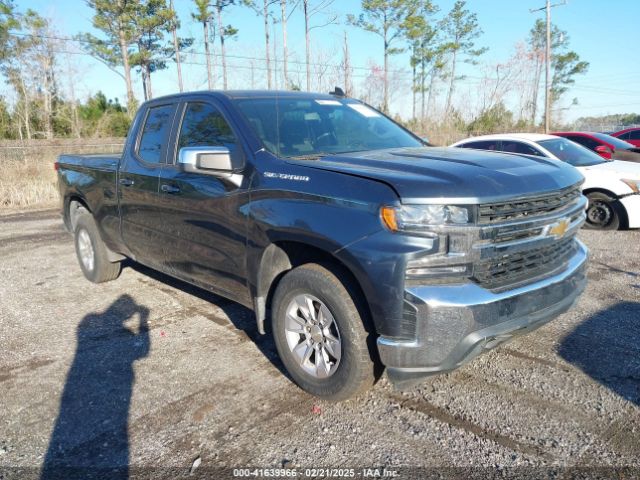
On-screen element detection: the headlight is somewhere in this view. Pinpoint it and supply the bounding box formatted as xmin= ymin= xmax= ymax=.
xmin=621 ymin=178 xmax=640 ymax=193
xmin=381 ymin=204 xmax=471 ymax=232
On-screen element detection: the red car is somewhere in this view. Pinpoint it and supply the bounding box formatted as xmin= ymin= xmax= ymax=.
xmin=612 ymin=127 xmax=640 ymax=148
xmin=552 ymin=131 xmax=640 ymax=163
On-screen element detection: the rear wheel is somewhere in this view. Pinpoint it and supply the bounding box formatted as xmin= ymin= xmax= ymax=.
xmin=585 ymin=192 xmax=622 ymax=230
xmin=271 ymin=263 xmax=378 ymax=401
xmin=74 ymin=212 xmax=122 ymax=283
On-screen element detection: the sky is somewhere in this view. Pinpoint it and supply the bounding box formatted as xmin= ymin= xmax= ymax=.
xmin=9 ymin=0 xmax=640 ymax=123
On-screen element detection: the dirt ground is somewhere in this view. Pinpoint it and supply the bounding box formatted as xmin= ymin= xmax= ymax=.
xmin=0 ymin=209 xmax=639 ymax=479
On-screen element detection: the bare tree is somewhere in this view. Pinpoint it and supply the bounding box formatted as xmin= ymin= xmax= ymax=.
xmin=303 ymin=0 xmax=337 ymax=92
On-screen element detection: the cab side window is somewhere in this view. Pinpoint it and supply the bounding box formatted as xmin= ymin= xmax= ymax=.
xmin=137 ymin=104 xmax=177 ymax=164
xmin=459 ymin=140 xmax=499 ymax=150
xmin=178 ymin=102 xmax=238 ymax=151
xmin=501 ymin=141 xmax=544 ymax=156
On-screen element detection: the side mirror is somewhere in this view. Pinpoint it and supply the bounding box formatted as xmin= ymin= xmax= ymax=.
xmin=178 ymin=146 xmax=243 ymax=186
xmin=594 ymin=145 xmax=613 ymax=159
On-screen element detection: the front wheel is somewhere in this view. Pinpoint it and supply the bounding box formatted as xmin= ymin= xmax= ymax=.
xmin=585 ymin=192 xmax=623 ymax=230
xmin=271 ymin=263 xmax=378 ymax=401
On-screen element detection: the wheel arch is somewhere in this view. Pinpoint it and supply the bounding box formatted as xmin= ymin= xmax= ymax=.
xmin=583 ymin=188 xmax=629 ymax=229
xmin=253 ymin=241 xmax=374 ymax=337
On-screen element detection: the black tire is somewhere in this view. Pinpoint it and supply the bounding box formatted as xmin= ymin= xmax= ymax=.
xmin=585 ymin=192 xmax=623 ymax=230
xmin=74 ymin=212 xmax=122 ymax=283
xmin=271 ymin=263 xmax=378 ymax=401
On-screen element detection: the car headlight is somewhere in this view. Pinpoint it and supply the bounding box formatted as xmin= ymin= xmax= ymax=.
xmin=380 ymin=204 xmax=471 ymax=233
xmin=621 ymin=179 xmax=640 ymax=193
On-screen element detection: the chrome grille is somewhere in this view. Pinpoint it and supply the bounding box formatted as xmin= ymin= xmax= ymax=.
xmin=479 ymin=185 xmax=582 ymax=224
xmin=473 ymin=236 xmax=577 ymax=290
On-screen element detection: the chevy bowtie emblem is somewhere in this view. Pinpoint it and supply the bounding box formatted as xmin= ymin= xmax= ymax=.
xmin=549 ymin=219 xmax=570 ymax=238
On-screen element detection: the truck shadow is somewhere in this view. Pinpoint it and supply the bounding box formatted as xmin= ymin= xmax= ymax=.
xmin=558 ymin=301 xmax=640 ymax=406
xmin=41 ymin=294 xmax=150 ymax=480
xmin=129 ymin=262 xmax=288 ymax=379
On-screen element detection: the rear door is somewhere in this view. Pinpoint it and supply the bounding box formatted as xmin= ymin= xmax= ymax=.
xmin=119 ymin=101 xmax=178 ymax=267
xmin=155 ymin=97 xmax=251 ymax=304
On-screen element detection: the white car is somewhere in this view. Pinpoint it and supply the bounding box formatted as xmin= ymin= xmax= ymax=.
xmin=450 ymin=133 xmax=640 ymax=230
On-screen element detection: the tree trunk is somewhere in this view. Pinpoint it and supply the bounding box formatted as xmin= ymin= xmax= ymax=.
xmin=20 ymin=76 xmax=32 ymax=140
xmin=272 ymin=18 xmax=278 ymax=89
xmin=411 ymin=46 xmax=416 ymax=120
xmin=217 ymin=5 xmax=228 ymax=89
xmin=263 ymin=0 xmax=272 ymax=89
xmin=426 ymin=69 xmax=436 ymax=120
xmin=281 ymin=0 xmax=288 ymax=88
xmin=382 ymin=21 xmax=389 ymax=113
xmin=444 ymin=48 xmax=457 ymax=114
xmin=169 ymin=0 xmax=183 ymax=92
xmin=420 ymin=58 xmax=426 ymax=122
xmin=203 ymin=21 xmax=213 ymax=89
xmin=304 ymin=0 xmax=310 ymax=91
xmin=146 ymin=65 xmax=153 ymax=99
xmin=118 ymin=29 xmax=135 ymax=117
xmin=343 ymin=31 xmax=351 ymax=96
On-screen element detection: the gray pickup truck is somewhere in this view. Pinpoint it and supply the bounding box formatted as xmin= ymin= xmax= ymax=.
xmin=57 ymin=90 xmax=588 ymax=400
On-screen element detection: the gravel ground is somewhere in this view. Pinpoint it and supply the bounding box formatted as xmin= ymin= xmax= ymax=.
xmin=0 ymin=209 xmax=638 ymax=479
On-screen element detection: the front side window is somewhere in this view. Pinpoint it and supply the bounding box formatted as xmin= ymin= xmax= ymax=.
xmin=178 ymin=102 xmax=238 ymax=151
xmin=138 ymin=104 xmax=176 ymax=164
xmin=234 ymin=97 xmax=422 ymax=158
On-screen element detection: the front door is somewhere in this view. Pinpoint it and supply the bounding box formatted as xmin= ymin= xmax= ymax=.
xmin=157 ymin=98 xmax=250 ymax=304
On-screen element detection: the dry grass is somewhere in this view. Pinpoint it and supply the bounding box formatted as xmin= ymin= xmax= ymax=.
xmin=0 ymin=139 xmax=124 ymax=210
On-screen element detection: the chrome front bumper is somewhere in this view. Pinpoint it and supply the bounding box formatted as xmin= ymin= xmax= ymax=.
xmin=378 ymin=239 xmax=588 ymax=385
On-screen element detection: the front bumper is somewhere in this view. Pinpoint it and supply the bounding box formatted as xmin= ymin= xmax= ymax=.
xmin=378 ymin=239 xmax=588 ymax=386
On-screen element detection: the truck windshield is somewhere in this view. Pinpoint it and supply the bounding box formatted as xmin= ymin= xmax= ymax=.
xmin=537 ymin=138 xmax=606 ymax=167
xmin=234 ymin=97 xmax=423 ymax=158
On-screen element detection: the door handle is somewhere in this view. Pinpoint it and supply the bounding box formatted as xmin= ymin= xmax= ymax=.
xmin=119 ymin=178 xmax=134 ymax=187
xmin=161 ymin=184 xmax=181 ymax=194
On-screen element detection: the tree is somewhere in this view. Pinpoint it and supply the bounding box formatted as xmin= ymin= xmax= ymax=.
xmin=169 ymin=0 xmax=183 ymax=91
xmin=128 ymin=0 xmax=174 ymax=101
xmin=348 ymin=0 xmax=418 ymax=113
xmin=528 ymin=19 xmax=588 ymax=124
xmin=440 ymin=0 xmax=486 ymax=114
xmin=0 ymin=1 xmax=18 ymax=61
xmin=83 ymin=0 xmax=142 ymax=116
xmin=402 ymin=0 xmax=438 ymax=121
xmin=193 ymin=0 xmax=215 ymax=89
xmin=301 ymin=1 xmax=336 ymax=92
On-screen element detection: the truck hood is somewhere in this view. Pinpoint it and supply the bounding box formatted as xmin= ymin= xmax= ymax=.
xmin=291 ymin=147 xmax=583 ymax=204
xmin=581 ymin=159 xmax=640 ymax=180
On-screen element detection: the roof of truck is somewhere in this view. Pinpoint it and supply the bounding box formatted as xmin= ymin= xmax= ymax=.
xmin=150 ymin=90 xmax=344 ymax=102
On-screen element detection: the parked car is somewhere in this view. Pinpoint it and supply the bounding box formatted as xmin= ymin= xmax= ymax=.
xmin=552 ymin=131 xmax=640 ymax=163
xmin=612 ymin=127 xmax=640 ymax=148
xmin=451 ymin=133 xmax=640 ymax=230
xmin=56 ymin=91 xmax=588 ymax=400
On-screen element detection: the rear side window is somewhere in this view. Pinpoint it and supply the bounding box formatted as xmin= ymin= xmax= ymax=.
xmin=138 ymin=104 xmax=177 ymax=163
xmin=458 ymin=140 xmax=499 ymax=150
xmin=178 ymin=102 xmax=237 ymax=150
xmin=501 ymin=141 xmax=544 ymax=156
xmin=629 ymin=130 xmax=640 ymax=140
xmin=617 ymin=131 xmax=631 ymax=140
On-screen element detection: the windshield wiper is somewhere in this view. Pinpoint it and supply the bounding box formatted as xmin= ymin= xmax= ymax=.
xmin=288 ymin=153 xmax=330 ymax=160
